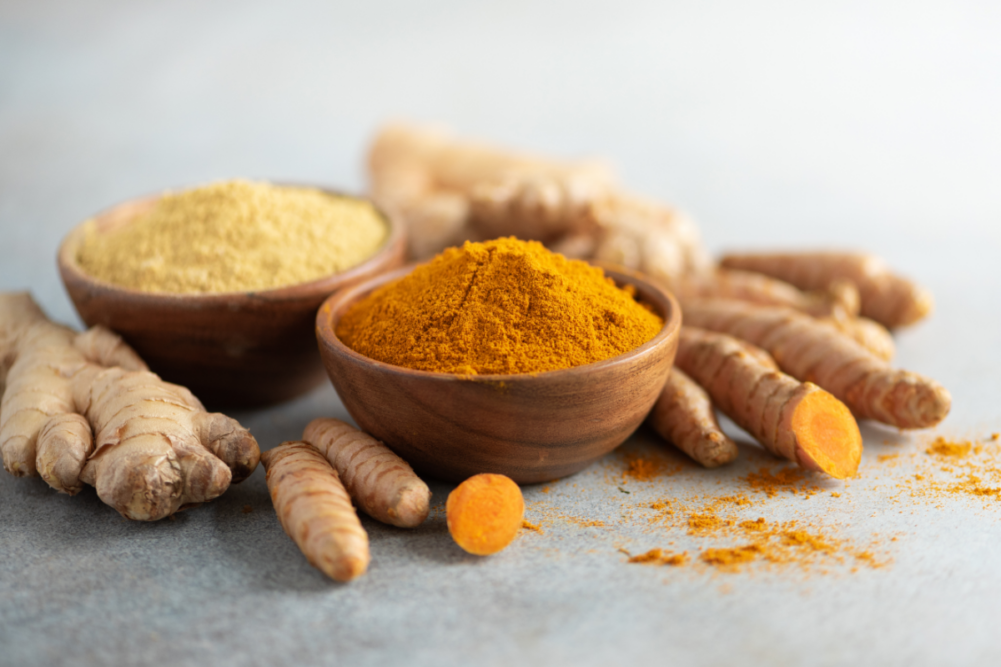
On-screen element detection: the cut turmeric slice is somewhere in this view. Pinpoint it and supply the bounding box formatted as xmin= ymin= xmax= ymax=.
xmin=682 ymin=300 xmax=950 ymax=429
xmin=446 ymin=473 xmax=525 ymax=555
xmin=676 ymin=327 xmax=862 ymax=479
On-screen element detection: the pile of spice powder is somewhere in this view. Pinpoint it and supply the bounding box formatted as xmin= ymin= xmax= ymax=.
xmin=77 ymin=179 xmax=388 ymax=293
xmin=336 ymin=237 xmax=664 ymax=375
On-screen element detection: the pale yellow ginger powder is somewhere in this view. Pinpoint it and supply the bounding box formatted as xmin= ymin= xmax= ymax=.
xmin=77 ymin=180 xmax=388 ymax=293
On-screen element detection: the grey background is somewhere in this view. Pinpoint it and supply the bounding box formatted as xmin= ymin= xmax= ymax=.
xmin=2 ymin=1 xmax=1000 ymax=665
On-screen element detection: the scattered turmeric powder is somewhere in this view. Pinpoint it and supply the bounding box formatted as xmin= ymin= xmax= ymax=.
xmin=926 ymin=437 xmax=971 ymax=458
xmin=627 ymin=548 xmax=688 ymax=566
xmin=77 ymin=179 xmax=388 ymax=293
xmin=522 ymin=520 xmax=544 ymax=534
xmin=447 ymin=473 xmax=525 ymax=555
xmin=337 ymin=237 xmax=663 ymax=375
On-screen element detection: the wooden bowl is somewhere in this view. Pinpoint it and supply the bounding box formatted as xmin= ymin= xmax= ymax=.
xmin=315 ymin=265 xmax=681 ymax=484
xmin=58 ymin=187 xmax=406 ymax=408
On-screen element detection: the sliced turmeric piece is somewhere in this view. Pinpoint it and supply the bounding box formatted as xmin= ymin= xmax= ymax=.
xmin=719 ymin=251 xmax=933 ymax=328
xmin=682 ymin=300 xmax=950 ymax=429
xmin=262 ymin=441 xmax=369 ymax=582
xmin=303 ymin=417 xmax=431 ymax=528
xmin=446 ymin=473 xmax=525 ymax=556
xmin=675 ymin=327 xmax=862 ymax=479
xmin=647 ymin=367 xmax=738 ymax=468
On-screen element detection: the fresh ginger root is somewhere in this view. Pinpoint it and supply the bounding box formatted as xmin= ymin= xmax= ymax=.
xmin=647 ymin=368 xmax=738 ymax=468
xmin=261 ymin=441 xmax=370 ymax=582
xmin=446 ymin=473 xmax=525 ymax=556
xmin=369 ymin=123 xmax=616 ymax=258
xmin=0 ymin=292 xmax=259 ymax=519
xmin=719 ymin=251 xmax=934 ymax=329
xmin=303 ymin=418 xmax=431 ymax=528
xmin=682 ymin=300 xmax=951 ymax=429
xmin=675 ymin=327 xmax=862 ymax=478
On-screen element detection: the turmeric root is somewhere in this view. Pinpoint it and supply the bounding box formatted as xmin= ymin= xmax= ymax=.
xmin=822 ymin=313 xmax=895 ymax=361
xmin=262 ymin=441 xmax=369 ymax=582
xmin=446 ymin=473 xmax=525 ymax=556
xmin=647 ymin=368 xmax=738 ymax=468
xmin=675 ymin=327 xmax=862 ymax=478
xmin=303 ymin=417 xmax=431 ymax=528
xmin=682 ymin=300 xmax=951 ymax=429
xmin=673 ymin=268 xmax=859 ymax=319
xmin=0 ymin=292 xmax=259 ymax=519
xmin=719 ymin=251 xmax=934 ymax=328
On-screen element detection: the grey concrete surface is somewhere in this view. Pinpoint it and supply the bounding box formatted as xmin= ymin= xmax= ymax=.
xmin=2 ymin=1 xmax=1000 ymax=665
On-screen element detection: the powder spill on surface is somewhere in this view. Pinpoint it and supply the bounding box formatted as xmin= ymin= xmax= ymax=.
xmin=78 ymin=179 xmax=388 ymax=293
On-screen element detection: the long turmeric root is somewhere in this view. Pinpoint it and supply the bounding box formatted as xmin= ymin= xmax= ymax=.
xmin=719 ymin=251 xmax=934 ymax=328
xmin=822 ymin=313 xmax=895 ymax=361
xmin=262 ymin=441 xmax=370 ymax=582
xmin=303 ymin=418 xmax=431 ymax=528
xmin=682 ymin=300 xmax=951 ymax=429
xmin=446 ymin=473 xmax=525 ymax=556
xmin=0 ymin=292 xmax=259 ymax=519
xmin=673 ymin=268 xmax=858 ymax=319
xmin=647 ymin=368 xmax=738 ymax=468
xmin=675 ymin=327 xmax=862 ymax=478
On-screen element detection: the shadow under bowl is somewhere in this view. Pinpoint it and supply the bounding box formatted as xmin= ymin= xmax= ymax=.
xmin=316 ymin=265 xmax=681 ymax=484
xmin=58 ymin=186 xmax=406 ymax=408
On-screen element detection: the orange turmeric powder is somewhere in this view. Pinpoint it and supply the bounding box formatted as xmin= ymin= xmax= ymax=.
xmin=336 ymin=237 xmax=663 ymax=375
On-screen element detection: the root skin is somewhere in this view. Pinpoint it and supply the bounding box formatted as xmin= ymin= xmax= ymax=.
xmin=822 ymin=314 xmax=895 ymax=361
xmin=647 ymin=368 xmax=738 ymax=468
xmin=303 ymin=418 xmax=431 ymax=528
xmin=719 ymin=251 xmax=933 ymax=328
xmin=262 ymin=441 xmax=370 ymax=582
xmin=0 ymin=291 xmax=259 ymax=520
xmin=675 ymin=327 xmax=862 ymax=478
xmin=675 ymin=268 xmax=858 ymax=318
xmin=682 ymin=300 xmax=950 ymax=429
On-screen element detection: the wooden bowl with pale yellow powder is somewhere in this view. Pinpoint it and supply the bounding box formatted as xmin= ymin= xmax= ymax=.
xmin=58 ymin=180 xmax=405 ymax=408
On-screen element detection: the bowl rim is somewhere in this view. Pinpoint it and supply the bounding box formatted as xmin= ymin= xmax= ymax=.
xmin=57 ymin=182 xmax=405 ymax=303
xmin=316 ymin=261 xmax=681 ymax=384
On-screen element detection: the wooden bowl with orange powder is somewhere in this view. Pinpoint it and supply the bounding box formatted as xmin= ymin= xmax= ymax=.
xmin=315 ymin=257 xmax=681 ymax=484
xmin=58 ymin=184 xmax=406 ymax=408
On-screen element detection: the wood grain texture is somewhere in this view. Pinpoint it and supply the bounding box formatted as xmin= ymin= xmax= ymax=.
xmin=57 ymin=187 xmax=406 ymax=408
xmin=316 ymin=265 xmax=680 ymax=484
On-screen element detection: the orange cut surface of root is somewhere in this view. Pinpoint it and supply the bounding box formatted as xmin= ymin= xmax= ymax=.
xmin=791 ymin=390 xmax=862 ymax=479
xmin=446 ymin=473 xmax=525 ymax=555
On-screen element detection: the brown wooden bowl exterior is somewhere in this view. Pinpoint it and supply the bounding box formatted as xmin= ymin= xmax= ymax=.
xmin=58 ymin=187 xmax=406 ymax=409
xmin=316 ymin=265 xmax=681 ymax=484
